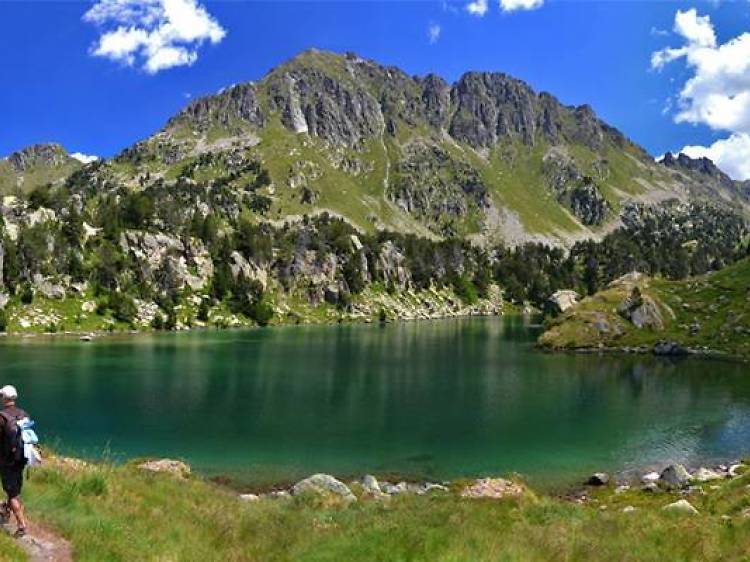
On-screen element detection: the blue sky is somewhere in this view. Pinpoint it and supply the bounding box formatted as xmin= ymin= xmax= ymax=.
xmin=2 ymin=1 xmax=750 ymax=178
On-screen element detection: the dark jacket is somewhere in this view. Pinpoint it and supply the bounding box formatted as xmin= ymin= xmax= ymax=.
xmin=0 ymin=406 xmax=28 ymax=467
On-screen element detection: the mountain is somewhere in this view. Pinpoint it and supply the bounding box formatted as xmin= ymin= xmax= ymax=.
xmin=0 ymin=143 xmax=82 ymax=196
xmin=71 ymin=49 xmax=745 ymax=246
xmin=0 ymin=49 xmax=748 ymax=335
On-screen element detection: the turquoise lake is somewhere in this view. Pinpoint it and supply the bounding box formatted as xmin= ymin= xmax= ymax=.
xmin=1 ymin=317 xmax=749 ymax=490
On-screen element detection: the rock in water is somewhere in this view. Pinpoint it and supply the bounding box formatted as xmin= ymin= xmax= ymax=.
xmin=663 ymin=499 xmax=699 ymax=515
xmin=138 ymin=459 xmax=191 ymax=478
xmin=292 ymin=474 xmax=357 ymax=503
xmin=586 ymin=472 xmax=610 ymax=486
xmin=659 ymin=464 xmax=691 ymax=489
xmin=653 ymin=341 xmax=689 ymax=356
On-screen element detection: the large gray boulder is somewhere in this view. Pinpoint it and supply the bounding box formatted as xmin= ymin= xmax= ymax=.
xmin=292 ymin=474 xmax=357 ymax=503
xmin=659 ymin=464 xmax=691 ymax=489
xmin=32 ymin=274 xmax=66 ymax=299
xmin=548 ymin=290 xmax=579 ymax=314
xmin=618 ymin=287 xmax=663 ymax=330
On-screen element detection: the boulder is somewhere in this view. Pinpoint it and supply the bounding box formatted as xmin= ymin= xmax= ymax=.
xmin=585 ymin=472 xmax=610 ymax=486
xmin=729 ymin=464 xmax=746 ymax=477
xmin=362 ymin=474 xmax=381 ymax=495
xmin=292 ymin=474 xmax=356 ymax=503
xmin=692 ymin=467 xmax=723 ymax=482
xmin=659 ymin=464 xmax=691 ymax=489
xmin=641 ymin=482 xmax=660 ymax=493
xmin=641 ymin=471 xmax=660 ymax=484
xmin=32 ymin=274 xmax=66 ymax=299
xmin=138 ymin=459 xmax=191 ymax=478
xmin=547 ymin=290 xmax=579 ymax=314
xmin=622 ymin=505 xmax=636 ymax=513
xmin=0 ymin=293 xmax=8 ymax=310
xmin=618 ymin=287 xmax=663 ymax=330
xmin=239 ymin=493 xmax=260 ymax=502
xmin=663 ymin=499 xmax=699 ymax=516
xmin=460 ymin=478 xmax=524 ymax=499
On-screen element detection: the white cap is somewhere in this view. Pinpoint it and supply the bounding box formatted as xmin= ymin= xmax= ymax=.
xmin=0 ymin=385 xmax=17 ymax=401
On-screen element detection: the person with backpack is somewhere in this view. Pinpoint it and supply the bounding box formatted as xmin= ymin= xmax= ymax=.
xmin=0 ymin=385 xmax=30 ymax=538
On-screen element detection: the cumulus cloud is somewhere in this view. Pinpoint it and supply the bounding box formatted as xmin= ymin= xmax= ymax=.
xmin=652 ymin=9 xmax=750 ymax=180
xmin=428 ymin=23 xmax=442 ymax=44
xmin=466 ymin=0 xmax=488 ymax=17
xmin=83 ymin=0 xmax=226 ymax=74
xmin=71 ymin=152 xmax=99 ymax=164
xmin=499 ymin=0 xmax=544 ymax=12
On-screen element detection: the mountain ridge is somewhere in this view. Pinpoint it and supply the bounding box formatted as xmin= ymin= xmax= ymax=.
xmin=2 ymin=49 xmax=749 ymax=246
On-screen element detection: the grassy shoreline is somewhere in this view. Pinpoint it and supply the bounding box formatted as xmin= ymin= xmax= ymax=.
xmin=8 ymin=454 xmax=750 ymax=561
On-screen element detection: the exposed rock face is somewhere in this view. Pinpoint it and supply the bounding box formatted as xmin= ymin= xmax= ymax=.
xmin=229 ymin=251 xmax=268 ymax=291
xmin=32 ymin=274 xmax=66 ymax=299
xmin=548 ymin=289 xmax=579 ymax=313
xmin=292 ymin=474 xmax=357 ymax=503
xmin=542 ymin=149 xmax=609 ymax=225
xmin=169 ymin=83 xmax=265 ymax=132
xmin=120 ymin=231 xmax=213 ymax=293
xmin=6 ymin=143 xmax=71 ymax=172
xmin=376 ymin=241 xmax=411 ymax=289
xmin=618 ymin=287 xmax=663 ymax=330
xmin=692 ymin=467 xmax=723 ymax=482
xmin=389 ymin=141 xmax=489 ymax=230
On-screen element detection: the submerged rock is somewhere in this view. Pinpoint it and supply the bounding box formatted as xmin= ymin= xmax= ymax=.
xmin=292 ymin=474 xmax=357 ymax=503
xmin=663 ymin=499 xmax=699 ymax=515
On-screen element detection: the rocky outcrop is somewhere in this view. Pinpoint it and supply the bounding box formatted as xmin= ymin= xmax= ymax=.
xmin=5 ymin=143 xmax=72 ymax=173
xmin=32 ymin=274 xmax=66 ymax=299
xmin=376 ymin=241 xmax=411 ymax=290
xmin=389 ymin=141 xmax=489 ymax=232
xmin=120 ymin=231 xmax=213 ymax=293
xmin=169 ymin=83 xmax=265 ymax=133
xmin=548 ymin=289 xmax=579 ymax=314
xmin=542 ymin=149 xmax=609 ymax=225
xmin=229 ymin=251 xmax=268 ymax=291
xmin=618 ymin=287 xmax=663 ymax=330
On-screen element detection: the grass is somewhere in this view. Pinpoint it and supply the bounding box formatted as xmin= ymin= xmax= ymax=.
xmin=13 ymin=456 xmax=750 ymax=561
xmin=540 ymin=257 xmax=750 ymax=358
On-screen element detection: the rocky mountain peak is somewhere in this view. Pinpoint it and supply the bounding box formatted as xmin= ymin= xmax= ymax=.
xmin=661 ymin=152 xmax=735 ymax=189
xmin=5 ymin=143 xmax=70 ymax=172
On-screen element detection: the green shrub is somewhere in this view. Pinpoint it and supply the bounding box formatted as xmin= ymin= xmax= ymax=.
xmin=19 ymin=284 xmax=34 ymax=304
xmin=0 ymin=310 xmax=7 ymax=332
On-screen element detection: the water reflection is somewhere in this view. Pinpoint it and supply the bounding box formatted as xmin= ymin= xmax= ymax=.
xmin=0 ymin=318 xmax=748 ymax=488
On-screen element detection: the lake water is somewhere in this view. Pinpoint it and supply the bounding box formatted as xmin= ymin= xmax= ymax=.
xmin=1 ymin=317 xmax=749 ymax=490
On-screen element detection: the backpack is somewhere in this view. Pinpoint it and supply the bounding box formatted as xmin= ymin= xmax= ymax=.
xmin=0 ymin=411 xmax=41 ymax=466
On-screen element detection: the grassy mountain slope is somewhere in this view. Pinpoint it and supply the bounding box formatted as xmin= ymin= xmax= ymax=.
xmin=86 ymin=49 xmax=746 ymax=246
xmin=0 ymin=144 xmax=81 ymax=196
xmin=540 ymin=257 xmax=750 ymax=357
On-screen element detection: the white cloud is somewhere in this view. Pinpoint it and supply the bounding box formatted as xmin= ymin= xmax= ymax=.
xmin=500 ymin=0 xmax=544 ymax=12
xmin=428 ymin=23 xmax=442 ymax=44
xmin=466 ymin=0 xmax=488 ymax=17
xmin=71 ymin=152 xmax=99 ymax=164
xmin=83 ymin=0 xmax=226 ymax=74
xmin=678 ymin=133 xmax=750 ymax=181
xmin=652 ymin=8 xmax=750 ymax=180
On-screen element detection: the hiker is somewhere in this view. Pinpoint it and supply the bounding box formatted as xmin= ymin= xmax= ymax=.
xmin=0 ymin=385 xmax=28 ymax=537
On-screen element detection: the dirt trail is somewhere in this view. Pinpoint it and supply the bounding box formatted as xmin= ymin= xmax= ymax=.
xmin=1 ymin=519 xmax=72 ymax=562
